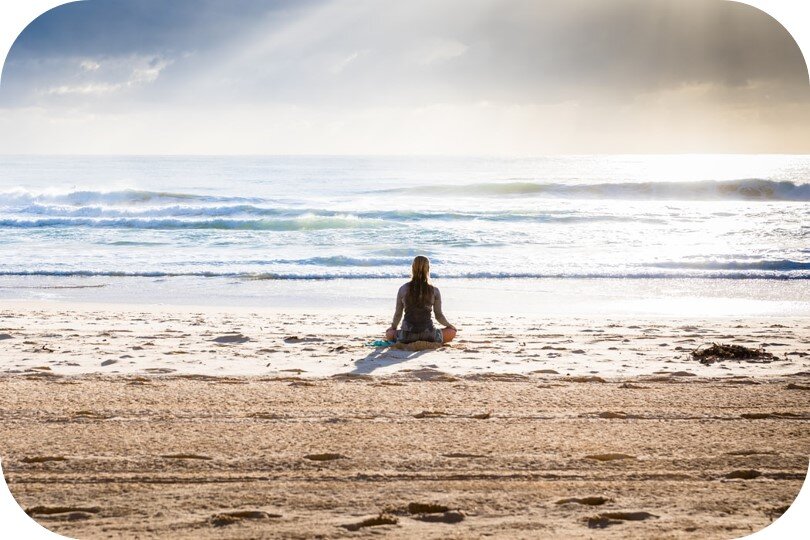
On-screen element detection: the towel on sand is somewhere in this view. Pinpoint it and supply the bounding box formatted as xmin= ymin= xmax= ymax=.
xmin=366 ymin=339 xmax=395 ymax=347
xmin=366 ymin=340 xmax=444 ymax=352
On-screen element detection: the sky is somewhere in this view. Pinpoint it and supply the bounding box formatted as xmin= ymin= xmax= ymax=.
xmin=0 ymin=0 xmax=808 ymax=155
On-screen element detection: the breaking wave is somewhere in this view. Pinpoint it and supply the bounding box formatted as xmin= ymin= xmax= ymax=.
xmin=0 ymin=215 xmax=389 ymax=231
xmin=0 ymin=188 xmax=263 ymax=206
xmin=0 ymin=271 xmax=805 ymax=280
xmin=1 ymin=258 xmax=807 ymax=280
xmin=379 ymin=179 xmax=810 ymax=201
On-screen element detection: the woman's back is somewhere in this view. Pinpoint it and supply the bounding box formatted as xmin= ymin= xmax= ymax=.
xmin=386 ymin=255 xmax=456 ymax=344
xmin=399 ymin=281 xmax=436 ymax=333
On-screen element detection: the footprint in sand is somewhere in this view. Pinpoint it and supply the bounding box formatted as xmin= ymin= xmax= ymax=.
xmin=341 ymin=514 xmax=398 ymax=531
xmin=568 ymin=376 xmax=606 ymax=383
xmin=210 ymin=510 xmax=282 ymax=527
xmin=556 ymin=497 xmax=610 ymax=506
xmin=414 ymin=411 xmax=447 ymax=419
xmin=403 ymin=368 xmax=457 ymax=382
xmin=289 ymin=380 xmax=316 ymax=387
xmin=304 ymin=453 xmax=347 ymax=461
xmin=144 ymin=367 xmax=175 ymax=373
xmin=283 ymin=336 xmax=323 ymax=343
xmin=407 ymin=503 xmax=448 ymax=514
xmin=211 ymin=333 xmax=250 ymax=344
xmin=584 ymin=453 xmax=635 ymax=462
xmin=726 ymin=450 xmax=776 ymax=456
xmin=26 ymin=506 xmax=100 ymax=521
xmin=415 ymin=511 xmax=466 ymax=524
xmin=724 ymin=469 xmax=762 ymax=480
xmin=405 ymin=503 xmax=465 ymax=524
xmin=765 ymin=504 xmax=791 ymax=521
xmin=161 ymin=453 xmax=213 ymax=460
xmin=585 ymin=511 xmax=658 ymax=528
xmin=21 ymin=456 xmax=68 ymax=464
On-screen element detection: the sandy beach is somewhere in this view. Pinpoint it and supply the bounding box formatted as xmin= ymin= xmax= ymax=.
xmin=1 ymin=302 xmax=808 ymax=538
xmin=3 ymin=0 xmax=810 ymax=537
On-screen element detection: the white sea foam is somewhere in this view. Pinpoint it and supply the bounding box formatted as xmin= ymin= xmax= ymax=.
xmin=382 ymin=179 xmax=810 ymax=201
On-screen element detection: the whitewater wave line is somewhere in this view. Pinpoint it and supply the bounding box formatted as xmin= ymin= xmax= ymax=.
xmin=2 ymin=179 xmax=809 ymax=211
xmin=8 ymin=256 xmax=804 ymax=271
xmin=0 ymin=188 xmax=261 ymax=206
xmin=0 ymin=216 xmax=391 ymax=231
xmin=0 ymin=269 xmax=807 ymax=280
xmin=377 ymin=178 xmax=810 ymax=201
xmin=0 ymin=211 xmax=667 ymax=227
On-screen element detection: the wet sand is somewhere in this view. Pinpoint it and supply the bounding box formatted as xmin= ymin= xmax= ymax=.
xmin=0 ymin=303 xmax=808 ymax=538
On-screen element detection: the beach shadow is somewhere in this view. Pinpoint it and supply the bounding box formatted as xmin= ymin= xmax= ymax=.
xmin=350 ymin=346 xmax=434 ymax=376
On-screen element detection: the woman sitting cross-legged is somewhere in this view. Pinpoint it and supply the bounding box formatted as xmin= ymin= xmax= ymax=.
xmin=385 ymin=256 xmax=457 ymax=344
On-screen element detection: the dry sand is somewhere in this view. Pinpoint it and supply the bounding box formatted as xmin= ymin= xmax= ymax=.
xmin=1 ymin=302 xmax=809 ymax=538
xmin=1 ymin=302 xmax=809 ymax=378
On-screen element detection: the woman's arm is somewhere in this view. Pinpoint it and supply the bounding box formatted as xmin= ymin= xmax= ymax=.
xmin=433 ymin=287 xmax=453 ymax=328
xmin=390 ymin=286 xmax=405 ymax=329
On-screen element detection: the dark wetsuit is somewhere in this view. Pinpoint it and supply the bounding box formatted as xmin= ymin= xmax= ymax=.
xmin=391 ymin=282 xmax=451 ymax=343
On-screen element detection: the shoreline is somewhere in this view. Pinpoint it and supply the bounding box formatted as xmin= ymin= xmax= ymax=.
xmin=1 ymin=276 xmax=810 ymax=319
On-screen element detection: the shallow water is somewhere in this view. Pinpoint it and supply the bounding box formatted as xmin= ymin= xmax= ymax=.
xmin=2 ymin=276 xmax=808 ymax=318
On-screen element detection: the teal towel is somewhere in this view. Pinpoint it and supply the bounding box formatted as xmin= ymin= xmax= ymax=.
xmin=367 ymin=339 xmax=395 ymax=347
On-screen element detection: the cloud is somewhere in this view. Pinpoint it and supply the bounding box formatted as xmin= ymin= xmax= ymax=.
xmin=79 ymin=59 xmax=100 ymax=72
xmin=0 ymin=0 xmax=807 ymax=154
xmin=330 ymin=50 xmax=364 ymax=74
xmin=129 ymin=56 xmax=171 ymax=84
xmin=43 ymin=82 xmax=120 ymax=96
xmin=37 ymin=54 xmax=172 ymax=98
xmin=412 ymin=38 xmax=468 ymax=66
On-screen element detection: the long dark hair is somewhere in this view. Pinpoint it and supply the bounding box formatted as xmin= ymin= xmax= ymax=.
xmin=407 ymin=255 xmax=434 ymax=306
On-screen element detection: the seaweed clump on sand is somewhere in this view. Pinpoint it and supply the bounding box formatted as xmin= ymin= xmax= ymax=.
xmin=691 ymin=343 xmax=776 ymax=365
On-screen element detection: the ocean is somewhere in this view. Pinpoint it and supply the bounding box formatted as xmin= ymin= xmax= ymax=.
xmin=1 ymin=154 xmax=808 ymax=315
